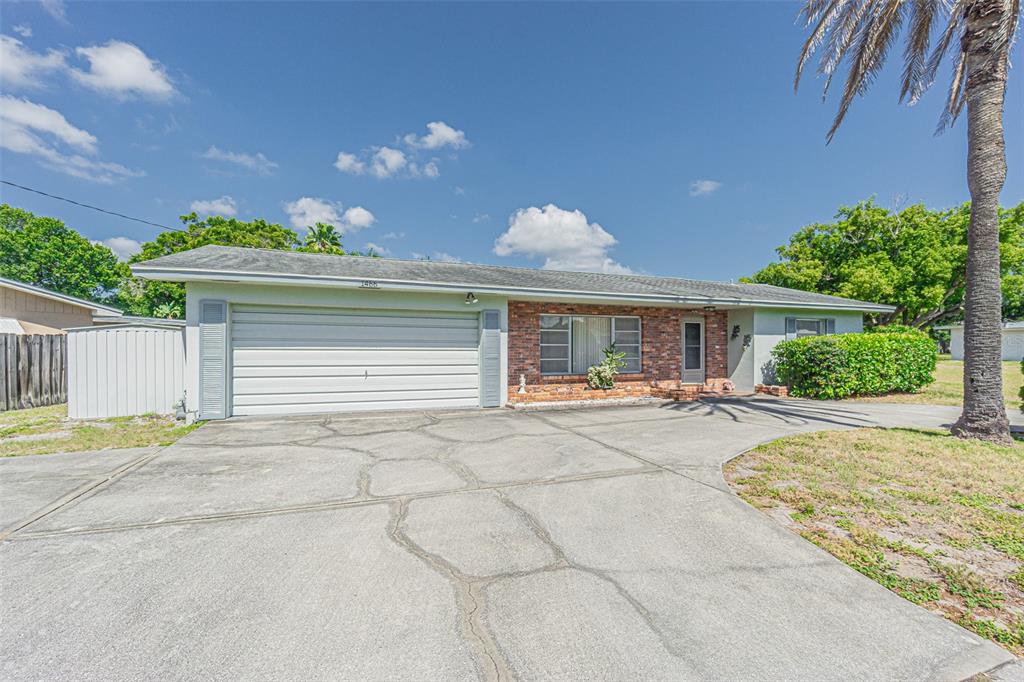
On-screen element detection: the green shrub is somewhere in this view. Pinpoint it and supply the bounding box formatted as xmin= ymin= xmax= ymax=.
xmin=586 ymin=345 xmax=626 ymax=390
xmin=772 ymin=332 xmax=937 ymax=399
xmin=865 ymin=324 xmax=925 ymax=336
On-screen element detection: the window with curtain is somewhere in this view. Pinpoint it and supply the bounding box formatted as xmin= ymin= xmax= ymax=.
xmin=785 ymin=317 xmax=837 ymax=340
xmin=539 ymin=315 xmax=641 ymax=374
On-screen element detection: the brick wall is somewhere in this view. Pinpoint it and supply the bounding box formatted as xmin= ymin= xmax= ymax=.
xmin=507 ymin=301 xmax=729 ymax=403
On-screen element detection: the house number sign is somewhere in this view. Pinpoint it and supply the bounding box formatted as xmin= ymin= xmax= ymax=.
xmin=359 ymin=280 xmax=380 ymax=289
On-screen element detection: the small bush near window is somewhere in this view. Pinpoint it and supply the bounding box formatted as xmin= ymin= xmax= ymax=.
xmin=586 ymin=345 xmax=626 ymax=390
xmin=772 ymin=331 xmax=936 ymax=399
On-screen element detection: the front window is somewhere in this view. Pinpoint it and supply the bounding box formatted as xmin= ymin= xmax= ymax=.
xmin=795 ymin=319 xmax=824 ymax=337
xmin=539 ymin=315 xmax=641 ymax=374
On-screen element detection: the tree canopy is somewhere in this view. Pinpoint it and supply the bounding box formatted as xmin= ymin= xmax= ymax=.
xmin=0 ymin=204 xmax=128 ymax=305
xmin=745 ymin=200 xmax=1024 ymax=327
xmin=121 ymin=213 xmax=304 ymax=316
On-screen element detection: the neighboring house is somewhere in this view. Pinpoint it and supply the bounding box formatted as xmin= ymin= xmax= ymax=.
xmin=939 ymin=321 xmax=1024 ymax=361
xmin=131 ymin=245 xmax=892 ymax=420
xmin=0 ymin=276 xmax=123 ymax=334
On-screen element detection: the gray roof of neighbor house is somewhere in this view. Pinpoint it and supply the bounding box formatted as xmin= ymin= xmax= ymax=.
xmin=131 ymin=245 xmax=895 ymax=312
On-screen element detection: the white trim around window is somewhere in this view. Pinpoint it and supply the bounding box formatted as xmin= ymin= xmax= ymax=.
xmin=539 ymin=314 xmax=642 ymax=375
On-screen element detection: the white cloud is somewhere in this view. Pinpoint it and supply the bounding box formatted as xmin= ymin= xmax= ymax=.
xmin=40 ymin=0 xmax=67 ymax=21
xmin=202 ymin=145 xmax=277 ymax=175
xmin=70 ymin=40 xmax=176 ymax=100
xmin=403 ymin=121 xmax=470 ymax=150
xmin=363 ymin=242 xmax=391 ymax=257
xmin=0 ymin=35 xmax=65 ymax=89
xmin=97 ymin=236 xmax=141 ymax=261
xmin=284 ymin=197 xmax=374 ymax=234
xmin=13 ymin=25 xmax=33 ymax=38
xmin=454 ymin=185 xmax=466 ymax=196
xmin=334 ymin=151 xmax=365 ymax=175
xmin=472 ymin=213 xmax=490 ymax=223
xmin=412 ymin=251 xmax=463 ymax=263
xmin=689 ymin=179 xmax=722 ymax=197
xmin=0 ymin=95 xmax=141 ymax=183
xmin=493 ymin=204 xmax=632 ymax=274
xmin=380 ymin=231 xmax=405 ymax=240
xmin=370 ymin=146 xmax=407 ymax=178
xmin=342 ymin=206 xmax=376 ymax=228
xmin=422 ymin=160 xmax=440 ymax=178
xmin=190 ymin=195 xmax=237 ymax=217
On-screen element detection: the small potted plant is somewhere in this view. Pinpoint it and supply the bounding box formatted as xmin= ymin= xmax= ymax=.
xmin=586 ymin=345 xmax=627 ymax=390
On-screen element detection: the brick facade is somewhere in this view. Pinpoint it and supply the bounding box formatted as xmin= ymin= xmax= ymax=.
xmin=507 ymin=301 xmax=729 ymax=403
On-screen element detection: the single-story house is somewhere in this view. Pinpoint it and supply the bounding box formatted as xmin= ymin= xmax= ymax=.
xmin=131 ymin=245 xmax=894 ymax=420
xmin=939 ymin=321 xmax=1024 ymax=361
xmin=0 ymin=276 xmax=124 ymax=334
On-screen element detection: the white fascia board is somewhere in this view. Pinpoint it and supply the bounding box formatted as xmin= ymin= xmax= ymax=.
xmin=131 ymin=266 xmax=896 ymax=314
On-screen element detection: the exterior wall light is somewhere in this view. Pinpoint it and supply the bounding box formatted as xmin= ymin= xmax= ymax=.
xmin=703 ymin=305 xmax=716 ymax=312
xmin=465 ymin=292 xmax=479 ymax=304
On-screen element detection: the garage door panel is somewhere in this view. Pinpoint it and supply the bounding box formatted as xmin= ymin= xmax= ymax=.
xmin=233 ymin=364 xmax=478 ymax=378
xmin=231 ymin=310 xmax=479 ymax=329
xmin=229 ymin=305 xmax=482 ymax=416
xmin=232 ymin=323 xmax=479 ymax=345
xmin=234 ymin=373 xmax=478 ymax=394
xmin=234 ymin=348 xmax=478 ymax=367
xmin=233 ymin=388 xmax=479 ymax=407
xmin=235 ymin=396 xmax=480 ymax=415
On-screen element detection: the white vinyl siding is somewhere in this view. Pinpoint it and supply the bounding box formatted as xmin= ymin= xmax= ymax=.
xmin=230 ymin=304 xmax=480 ymax=415
xmin=539 ymin=314 xmax=641 ymax=375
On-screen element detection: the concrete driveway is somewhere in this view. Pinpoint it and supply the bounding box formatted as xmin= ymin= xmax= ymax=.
xmin=1 ymin=398 xmax=1018 ymax=681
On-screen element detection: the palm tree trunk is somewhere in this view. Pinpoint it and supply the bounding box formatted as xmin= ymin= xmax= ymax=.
xmin=951 ymin=0 xmax=1012 ymax=444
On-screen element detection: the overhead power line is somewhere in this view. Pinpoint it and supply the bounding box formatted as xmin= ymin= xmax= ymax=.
xmin=0 ymin=179 xmax=186 ymax=233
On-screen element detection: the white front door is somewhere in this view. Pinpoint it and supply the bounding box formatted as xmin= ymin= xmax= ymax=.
xmin=681 ymin=318 xmax=705 ymax=384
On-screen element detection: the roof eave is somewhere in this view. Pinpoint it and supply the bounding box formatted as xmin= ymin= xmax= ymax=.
xmin=131 ymin=265 xmax=896 ymax=314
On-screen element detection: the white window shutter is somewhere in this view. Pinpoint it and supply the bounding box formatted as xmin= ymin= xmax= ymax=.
xmin=479 ymin=310 xmax=501 ymax=408
xmin=785 ymin=317 xmax=797 ymax=341
xmin=199 ymin=300 xmax=227 ymax=420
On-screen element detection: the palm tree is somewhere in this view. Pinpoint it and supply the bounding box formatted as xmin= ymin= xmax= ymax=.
xmin=303 ymin=223 xmax=343 ymax=253
xmin=795 ymin=0 xmax=1019 ymax=444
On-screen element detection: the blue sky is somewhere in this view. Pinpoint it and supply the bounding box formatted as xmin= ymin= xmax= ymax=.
xmin=1 ymin=1 xmax=1021 ymax=281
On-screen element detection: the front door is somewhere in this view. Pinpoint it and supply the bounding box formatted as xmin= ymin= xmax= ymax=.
xmin=681 ymin=318 xmax=704 ymax=384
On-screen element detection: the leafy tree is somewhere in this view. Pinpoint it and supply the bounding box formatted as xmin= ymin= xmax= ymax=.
xmin=746 ymin=200 xmax=1024 ymax=328
xmin=299 ymin=223 xmax=345 ymax=254
xmin=121 ymin=213 xmax=301 ymax=317
xmin=793 ymin=0 xmax=1020 ymax=443
xmin=0 ymin=204 xmax=128 ymax=305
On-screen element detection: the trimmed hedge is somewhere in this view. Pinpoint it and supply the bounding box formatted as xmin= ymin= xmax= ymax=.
xmin=772 ymin=331 xmax=937 ymax=400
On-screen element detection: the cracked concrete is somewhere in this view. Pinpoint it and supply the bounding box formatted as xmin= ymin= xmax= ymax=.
xmin=2 ymin=398 xmax=1020 ymax=680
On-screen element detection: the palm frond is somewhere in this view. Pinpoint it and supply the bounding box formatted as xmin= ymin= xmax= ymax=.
xmin=795 ymin=0 xmax=849 ymax=91
xmin=818 ymin=0 xmax=878 ymax=101
xmin=827 ymin=0 xmax=906 ymax=142
xmin=936 ymin=51 xmax=967 ymax=132
xmin=900 ymin=0 xmax=938 ymax=103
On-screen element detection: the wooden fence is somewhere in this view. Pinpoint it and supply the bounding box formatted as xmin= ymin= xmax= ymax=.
xmin=0 ymin=334 xmax=67 ymax=411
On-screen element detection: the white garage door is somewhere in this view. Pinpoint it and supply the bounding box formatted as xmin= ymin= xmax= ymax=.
xmin=230 ymin=304 xmax=480 ymax=416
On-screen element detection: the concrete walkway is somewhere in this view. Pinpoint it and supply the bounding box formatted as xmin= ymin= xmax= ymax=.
xmin=1 ymin=398 xmax=1019 ymax=681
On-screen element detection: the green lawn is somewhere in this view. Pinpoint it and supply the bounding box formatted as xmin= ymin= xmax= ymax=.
xmin=726 ymin=428 xmax=1024 ymax=655
xmin=0 ymin=404 xmax=201 ymax=457
xmin=853 ymin=357 xmax=1022 ymax=407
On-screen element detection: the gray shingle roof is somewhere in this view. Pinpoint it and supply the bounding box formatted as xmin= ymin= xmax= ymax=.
xmin=132 ymin=245 xmax=893 ymax=311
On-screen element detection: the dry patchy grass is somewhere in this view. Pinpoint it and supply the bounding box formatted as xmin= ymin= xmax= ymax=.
xmin=0 ymin=404 xmax=200 ymax=457
xmin=725 ymin=428 xmax=1024 ymax=655
xmin=854 ymin=357 xmax=1022 ymax=407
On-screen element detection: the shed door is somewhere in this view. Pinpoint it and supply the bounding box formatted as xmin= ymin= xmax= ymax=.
xmin=230 ymin=304 xmax=480 ymax=416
